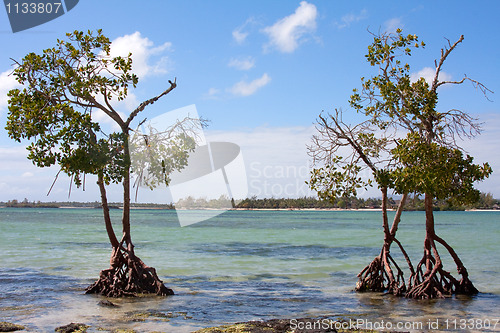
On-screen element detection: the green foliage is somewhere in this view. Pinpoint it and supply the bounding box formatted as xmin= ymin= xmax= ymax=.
xmin=130 ymin=129 xmax=196 ymax=189
xmin=307 ymin=112 xmax=386 ymax=204
xmin=236 ymin=196 xmax=336 ymax=209
xmin=309 ymin=160 xmax=371 ymax=203
xmin=5 ymin=30 xmax=137 ymax=186
xmin=176 ymin=195 xmax=234 ymax=209
xmin=310 ymin=29 xmax=492 ymax=211
xmin=4 ymin=193 xmax=498 ymax=211
xmin=391 ymin=134 xmax=492 ymax=205
xmin=350 ymin=30 xmax=430 ymax=130
xmin=5 ymin=30 xmax=192 ymax=194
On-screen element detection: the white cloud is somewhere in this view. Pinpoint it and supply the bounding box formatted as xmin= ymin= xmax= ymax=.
xmin=1 ymin=115 xmax=499 ymax=202
xmin=232 ymin=17 xmax=255 ymax=44
xmin=336 ymin=9 xmax=368 ymax=29
xmin=384 ymin=18 xmax=403 ymax=34
xmin=233 ymin=29 xmax=249 ymax=44
xmin=205 ymin=126 xmax=316 ymax=198
xmin=207 ymin=117 xmax=500 ymax=199
xmin=203 ymin=87 xmax=221 ymax=100
xmin=95 ymin=32 xmax=172 ymax=121
xmin=228 ymin=56 xmax=256 ymax=71
xmin=0 ymin=69 xmax=21 ymax=114
xmin=109 ymin=31 xmax=172 ymax=78
xmin=229 ymin=73 xmax=271 ymax=97
xmin=0 ymin=145 xmax=124 ymax=202
xmin=116 ymin=91 xmax=139 ymax=112
xmin=410 ymin=67 xmax=452 ymax=86
xmin=459 ymin=113 xmax=500 ymax=196
xmin=262 ymin=1 xmax=318 ymax=53
xmin=205 ymin=73 xmax=270 ymax=99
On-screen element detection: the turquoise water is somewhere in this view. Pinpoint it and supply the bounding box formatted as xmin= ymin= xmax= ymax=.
xmin=1 ymin=208 xmax=499 ymax=332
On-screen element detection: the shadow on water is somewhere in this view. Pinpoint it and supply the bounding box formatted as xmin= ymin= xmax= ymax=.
xmin=154 ymin=274 xmax=358 ymax=327
xmin=191 ymin=242 xmax=378 ymax=260
xmin=0 ymin=267 xmax=85 ymax=320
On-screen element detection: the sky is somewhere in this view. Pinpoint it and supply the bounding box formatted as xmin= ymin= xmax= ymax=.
xmin=0 ymin=0 xmax=499 ymax=203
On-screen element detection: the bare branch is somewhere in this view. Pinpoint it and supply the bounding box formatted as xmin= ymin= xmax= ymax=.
xmin=431 ymin=35 xmax=464 ymax=93
xmin=435 ymin=108 xmax=483 ymax=148
xmin=47 ymin=169 xmax=62 ymax=196
xmin=438 ymin=75 xmax=494 ymax=102
xmin=308 ymin=110 xmax=380 ymax=173
xmin=125 ymin=78 xmax=177 ymax=128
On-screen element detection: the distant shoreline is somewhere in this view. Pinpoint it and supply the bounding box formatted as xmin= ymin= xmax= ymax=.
xmin=3 ymin=193 xmax=498 ymax=211
xmin=1 ymin=205 xmax=499 ymax=212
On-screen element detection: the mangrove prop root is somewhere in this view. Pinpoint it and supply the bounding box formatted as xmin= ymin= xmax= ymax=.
xmin=355 ymin=241 xmax=407 ymax=296
xmin=434 ymin=234 xmax=478 ymax=295
xmin=86 ymin=247 xmax=174 ymax=297
xmin=406 ymin=235 xmax=478 ymax=299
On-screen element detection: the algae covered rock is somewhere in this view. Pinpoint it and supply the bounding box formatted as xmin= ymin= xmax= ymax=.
xmin=55 ymin=322 xmax=89 ymax=333
xmin=0 ymin=322 xmax=25 ymax=332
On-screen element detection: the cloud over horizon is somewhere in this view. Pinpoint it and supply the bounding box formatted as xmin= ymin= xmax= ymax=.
xmin=1 ymin=114 xmax=498 ymax=203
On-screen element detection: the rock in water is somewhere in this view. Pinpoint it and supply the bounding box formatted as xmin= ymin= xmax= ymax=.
xmin=0 ymin=322 xmax=25 ymax=332
xmin=55 ymin=323 xmax=89 ymax=332
xmin=98 ymin=299 xmax=119 ymax=307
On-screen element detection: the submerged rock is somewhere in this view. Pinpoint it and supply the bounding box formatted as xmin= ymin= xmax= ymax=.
xmin=195 ymin=318 xmax=337 ymax=333
xmin=55 ymin=322 xmax=89 ymax=333
xmin=0 ymin=322 xmax=25 ymax=332
xmin=98 ymin=299 xmax=119 ymax=307
xmin=194 ymin=317 xmax=395 ymax=333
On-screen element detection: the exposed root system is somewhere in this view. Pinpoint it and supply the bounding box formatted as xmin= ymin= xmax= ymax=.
xmin=86 ymin=246 xmax=174 ymax=297
xmin=406 ymin=235 xmax=477 ymax=299
xmin=356 ymin=236 xmax=412 ymax=296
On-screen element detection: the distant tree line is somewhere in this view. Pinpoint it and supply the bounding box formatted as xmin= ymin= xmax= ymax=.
xmin=176 ymin=195 xmax=234 ymax=209
xmin=0 ymin=199 xmax=174 ymax=209
xmin=2 ymin=192 xmax=498 ymax=211
xmin=235 ymin=193 xmax=499 ymax=211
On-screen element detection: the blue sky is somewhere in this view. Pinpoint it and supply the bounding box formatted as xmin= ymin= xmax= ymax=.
xmin=0 ymin=1 xmax=499 ymax=202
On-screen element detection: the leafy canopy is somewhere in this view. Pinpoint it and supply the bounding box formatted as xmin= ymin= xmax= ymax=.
xmin=6 ymin=30 xmax=194 ymax=191
xmin=391 ymin=134 xmax=492 ymax=204
xmin=349 ymin=29 xmax=431 ymax=132
xmin=309 ymin=29 xmax=492 ymax=205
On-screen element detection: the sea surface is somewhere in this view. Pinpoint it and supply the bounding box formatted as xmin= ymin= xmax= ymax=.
xmin=0 ymin=208 xmax=499 ymax=332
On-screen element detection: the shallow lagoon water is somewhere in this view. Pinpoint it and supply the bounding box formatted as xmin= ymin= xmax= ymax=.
xmin=1 ymin=208 xmax=499 ymax=332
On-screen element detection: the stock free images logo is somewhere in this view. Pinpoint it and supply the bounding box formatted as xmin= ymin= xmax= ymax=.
xmin=4 ymin=0 xmax=79 ymax=33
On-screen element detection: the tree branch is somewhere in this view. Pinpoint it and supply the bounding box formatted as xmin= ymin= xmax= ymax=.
xmin=437 ymin=75 xmax=494 ymax=102
xmin=125 ymin=78 xmax=177 ymax=128
xmin=431 ymin=35 xmax=464 ymax=93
